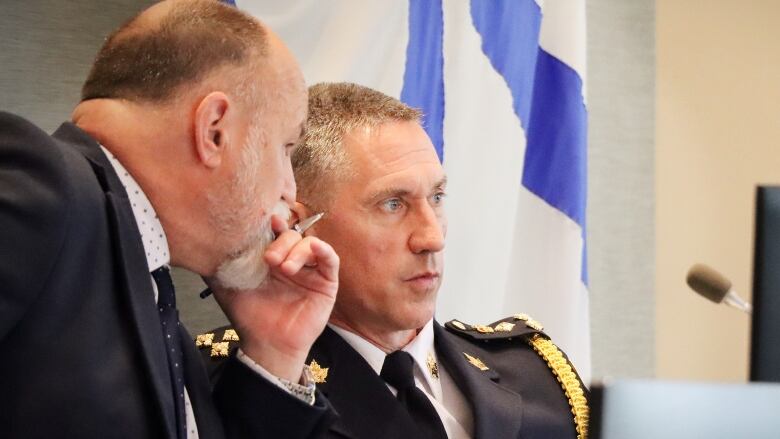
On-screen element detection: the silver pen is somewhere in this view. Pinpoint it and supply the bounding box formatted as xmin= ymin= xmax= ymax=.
xmin=293 ymin=212 xmax=325 ymax=234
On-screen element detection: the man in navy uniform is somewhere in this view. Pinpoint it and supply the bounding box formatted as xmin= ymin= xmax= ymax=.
xmin=200 ymin=83 xmax=589 ymax=438
xmin=0 ymin=1 xmax=340 ymax=437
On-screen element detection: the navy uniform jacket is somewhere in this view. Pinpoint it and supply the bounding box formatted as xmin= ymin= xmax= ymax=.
xmin=200 ymin=316 xmax=589 ymax=439
xmin=0 ymin=112 xmax=335 ymax=438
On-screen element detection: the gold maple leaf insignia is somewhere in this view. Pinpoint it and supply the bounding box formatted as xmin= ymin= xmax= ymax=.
xmin=309 ymin=359 xmax=329 ymax=384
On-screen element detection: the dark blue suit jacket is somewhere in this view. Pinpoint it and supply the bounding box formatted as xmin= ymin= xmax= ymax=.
xmin=0 ymin=112 xmax=335 ymax=438
xmin=203 ymin=320 xmax=588 ymax=439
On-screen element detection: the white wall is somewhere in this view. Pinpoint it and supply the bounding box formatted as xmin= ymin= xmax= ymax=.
xmin=587 ymin=0 xmax=656 ymax=379
xmin=656 ymin=0 xmax=780 ymax=381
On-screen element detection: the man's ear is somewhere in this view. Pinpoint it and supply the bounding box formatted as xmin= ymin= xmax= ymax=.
xmin=193 ymin=92 xmax=231 ymax=169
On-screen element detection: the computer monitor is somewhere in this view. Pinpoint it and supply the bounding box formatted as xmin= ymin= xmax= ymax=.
xmin=750 ymin=185 xmax=780 ymax=382
xmin=590 ymin=379 xmax=780 ymax=439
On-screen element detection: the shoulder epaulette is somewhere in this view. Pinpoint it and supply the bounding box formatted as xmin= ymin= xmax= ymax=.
xmin=445 ymin=313 xmax=589 ymax=438
xmin=444 ymin=313 xmax=546 ymax=342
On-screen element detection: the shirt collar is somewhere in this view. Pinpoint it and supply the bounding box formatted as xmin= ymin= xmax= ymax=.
xmin=329 ymin=319 xmax=439 ymax=392
xmin=99 ymin=145 xmax=170 ymax=272
xmin=403 ymin=319 xmax=438 ymax=392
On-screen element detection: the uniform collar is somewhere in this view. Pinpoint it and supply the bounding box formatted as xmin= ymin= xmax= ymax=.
xmin=404 ymin=319 xmax=439 ymax=394
xmin=329 ymin=324 xmax=386 ymax=377
xmin=329 ymin=319 xmax=440 ymax=395
xmin=99 ymin=145 xmax=170 ymax=273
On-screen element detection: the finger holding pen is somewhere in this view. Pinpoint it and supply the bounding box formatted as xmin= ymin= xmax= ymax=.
xmin=265 ymin=213 xmax=325 ymax=272
xmin=264 ymin=215 xmax=303 ymax=267
xmin=200 ymin=212 xmax=326 ymax=298
xmin=271 ymin=214 xmax=331 ymax=277
xmin=207 ymin=211 xmax=337 ymax=382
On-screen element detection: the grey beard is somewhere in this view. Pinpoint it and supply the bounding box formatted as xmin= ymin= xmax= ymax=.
xmin=213 ymin=201 xmax=291 ymax=291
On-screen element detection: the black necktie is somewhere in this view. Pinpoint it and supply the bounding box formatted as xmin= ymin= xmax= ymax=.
xmin=152 ymin=266 xmax=187 ymax=439
xmin=380 ymin=351 xmax=448 ymax=439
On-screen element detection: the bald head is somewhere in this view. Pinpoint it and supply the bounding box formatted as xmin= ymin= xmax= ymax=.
xmin=82 ymin=0 xmax=269 ymax=105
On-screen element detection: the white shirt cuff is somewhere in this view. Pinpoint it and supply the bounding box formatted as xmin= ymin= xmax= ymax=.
xmin=235 ymin=348 xmax=316 ymax=405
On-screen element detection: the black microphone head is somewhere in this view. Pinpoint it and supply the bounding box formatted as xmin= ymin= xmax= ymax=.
xmin=686 ymin=263 xmax=732 ymax=303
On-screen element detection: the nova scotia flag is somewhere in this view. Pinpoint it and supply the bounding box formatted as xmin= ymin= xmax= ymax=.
xmin=235 ymin=0 xmax=591 ymax=382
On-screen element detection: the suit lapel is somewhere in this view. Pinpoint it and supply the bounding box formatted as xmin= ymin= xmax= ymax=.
xmin=310 ymin=327 xmax=420 ymax=439
xmin=54 ymin=123 xmax=178 ymax=438
xmin=434 ymin=323 xmax=524 ymax=439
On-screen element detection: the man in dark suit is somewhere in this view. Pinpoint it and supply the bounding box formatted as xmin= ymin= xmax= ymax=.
xmin=200 ymin=82 xmax=589 ymax=438
xmin=0 ymin=1 xmax=340 ymax=438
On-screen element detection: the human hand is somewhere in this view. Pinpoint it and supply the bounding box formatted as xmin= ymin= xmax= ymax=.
xmin=208 ymin=215 xmax=339 ymax=382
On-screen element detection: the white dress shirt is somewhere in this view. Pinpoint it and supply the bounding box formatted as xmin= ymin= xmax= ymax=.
xmin=99 ymin=146 xmax=200 ymax=438
xmin=99 ymin=146 xmax=311 ymax=438
xmin=330 ymin=320 xmax=474 ymax=439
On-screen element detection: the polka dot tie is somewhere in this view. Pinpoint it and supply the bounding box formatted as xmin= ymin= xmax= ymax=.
xmin=152 ymin=266 xmax=187 ymax=439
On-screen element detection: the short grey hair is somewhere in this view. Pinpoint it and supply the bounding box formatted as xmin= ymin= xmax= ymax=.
xmin=293 ymin=82 xmax=422 ymax=208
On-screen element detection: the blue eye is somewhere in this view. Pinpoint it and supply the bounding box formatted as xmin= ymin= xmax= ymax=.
xmin=432 ymin=192 xmax=447 ymax=204
xmin=381 ymin=198 xmax=404 ymax=212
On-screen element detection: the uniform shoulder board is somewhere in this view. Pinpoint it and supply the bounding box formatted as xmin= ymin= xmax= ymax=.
xmin=444 ymin=313 xmax=547 ymax=342
xmin=446 ymin=314 xmax=589 ymax=438
xmin=195 ymin=325 xmax=239 ymax=360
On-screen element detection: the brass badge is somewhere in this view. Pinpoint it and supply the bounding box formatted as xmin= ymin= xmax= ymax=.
xmin=308 ymin=359 xmax=329 ymax=384
xmin=463 ymin=352 xmax=489 ymax=371
xmin=474 ymin=325 xmax=495 ymax=334
xmin=525 ymin=319 xmax=544 ymax=331
xmin=427 ymin=353 xmax=439 ymax=379
xmin=210 ymin=342 xmax=230 ymax=358
xmin=494 ymin=322 xmax=515 ymax=332
xmin=222 ymin=329 xmax=239 ymax=341
xmin=451 ymin=320 xmax=467 ymax=330
xmin=513 ymin=313 xmax=530 ymax=321
xmin=195 ymin=333 xmax=214 ymax=348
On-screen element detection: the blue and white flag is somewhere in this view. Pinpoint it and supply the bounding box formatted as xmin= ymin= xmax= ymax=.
xmin=236 ymin=0 xmax=591 ymax=381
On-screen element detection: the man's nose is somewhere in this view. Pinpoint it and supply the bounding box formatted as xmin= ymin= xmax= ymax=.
xmin=408 ymin=203 xmax=445 ymax=254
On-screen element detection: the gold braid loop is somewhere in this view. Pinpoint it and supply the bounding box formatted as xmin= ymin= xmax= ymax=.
xmin=527 ymin=334 xmax=589 ymax=439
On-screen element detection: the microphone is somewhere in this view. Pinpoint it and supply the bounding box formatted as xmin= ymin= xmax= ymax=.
xmin=686 ymin=263 xmax=753 ymax=314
